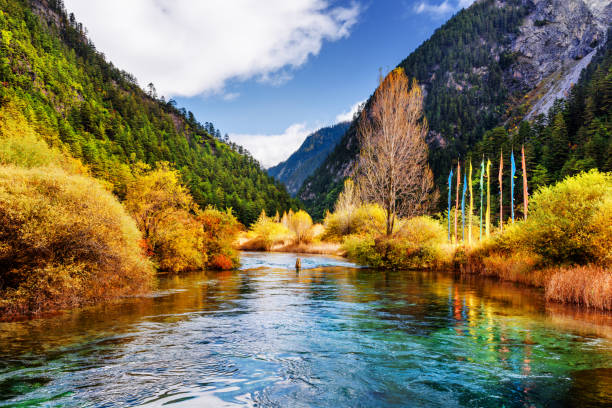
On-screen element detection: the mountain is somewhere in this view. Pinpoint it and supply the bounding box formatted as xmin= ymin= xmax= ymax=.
xmin=299 ymin=0 xmax=612 ymax=219
xmin=268 ymin=122 xmax=350 ymax=196
xmin=0 ymin=0 xmax=299 ymax=225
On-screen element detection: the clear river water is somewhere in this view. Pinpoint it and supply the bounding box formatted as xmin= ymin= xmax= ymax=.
xmin=1 ymin=252 xmax=612 ymax=407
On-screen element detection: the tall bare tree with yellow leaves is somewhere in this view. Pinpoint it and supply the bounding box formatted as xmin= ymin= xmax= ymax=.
xmin=355 ymin=68 xmax=435 ymax=236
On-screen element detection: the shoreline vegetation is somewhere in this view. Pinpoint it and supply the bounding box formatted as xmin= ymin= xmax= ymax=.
xmin=0 ymin=105 xmax=242 ymax=318
xmin=336 ymin=170 xmax=612 ymax=311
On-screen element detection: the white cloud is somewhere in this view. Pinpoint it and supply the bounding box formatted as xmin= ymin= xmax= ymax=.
xmin=335 ymin=100 xmax=365 ymax=123
xmin=222 ymin=92 xmax=240 ymax=101
xmin=229 ymin=123 xmax=315 ymax=168
xmin=413 ymin=0 xmax=475 ymax=16
xmin=230 ymin=100 xmax=365 ymax=168
xmin=63 ymin=0 xmax=360 ymax=98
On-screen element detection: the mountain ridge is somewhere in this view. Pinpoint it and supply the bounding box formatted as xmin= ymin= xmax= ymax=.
xmin=0 ymin=0 xmax=299 ymax=225
xmin=268 ymin=122 xmax=350 ymax=196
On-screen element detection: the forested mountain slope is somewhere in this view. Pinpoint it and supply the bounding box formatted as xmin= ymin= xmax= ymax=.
xmin=268 ymin=122 xmax=350 ymax=196
xmin=299 ymin=0 xmax=611 ymax=219
xmin=0 ymin=0 xmax=299 ymax=225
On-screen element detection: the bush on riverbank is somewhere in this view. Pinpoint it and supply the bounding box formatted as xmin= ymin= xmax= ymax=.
xmin=508 ymin=170 xmax=611 ymax=265
xmin=323 ymin=204 xmax=386 ymax=241
xmin=240 ymin=210 xmax=294 ymax=251
xmin=200 ymin=207 xmax=241 ymax=270
xmin=125 ymin=164 xmax=241 ymax=272
xmin=237 ymin=209 xmax=327 ymax=252
xmin=0 ymin=166 xmax=154 ymax=316
xmin=342 ymin=217 xmax=452 ymax=270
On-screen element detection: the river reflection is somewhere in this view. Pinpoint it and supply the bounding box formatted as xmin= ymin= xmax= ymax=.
xmin=0 ymin=252 xmax=611 ymax=407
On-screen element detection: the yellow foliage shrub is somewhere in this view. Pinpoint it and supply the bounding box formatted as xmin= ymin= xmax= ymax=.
xmin=323 ymin=203 xmax=386 ymax=240
xmin=0 ymin=166 xmax=154 ymax=316
xmin=154 ymin=211 xmax=206 ymax=273
xmin=249 ymin=211 xmax=294 ymax=250
xmin=124 ymin=163 xmax=205 ymax=273
xmin=309 ymin=224 xmax=326 ymax=242
xmin=395 ymin=216 xmax=446 ymax=247
xmin=515 ymin=170 xmax=612 ymax=265
xmin=289 ymin=210 xmax=313 ymax=243
xmin=199 ymin=207 xmax=241 ymax=269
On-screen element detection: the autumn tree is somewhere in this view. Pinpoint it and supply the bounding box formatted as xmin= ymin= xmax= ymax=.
xmin=124 ymin=162 xmax=195 ymax=246
xmin=289 ymin=210 xmax=313 ymax=243
xmin=355 ymin=68 xmax=435 ymax=235
xmin=331 ymin=178 xmax=360 ymax=235
xmin=124 ymin=162 xmax=204 ymax=272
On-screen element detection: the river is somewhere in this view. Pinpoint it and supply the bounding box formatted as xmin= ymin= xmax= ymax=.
xmin=1 ymin=252 xmax=611 ymax=407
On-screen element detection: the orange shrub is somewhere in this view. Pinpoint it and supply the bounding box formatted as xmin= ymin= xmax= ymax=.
xmin=210 ymin=254 xmax=235 ymax=270
xmin=199 ymin=207 xmax=241 ymax=269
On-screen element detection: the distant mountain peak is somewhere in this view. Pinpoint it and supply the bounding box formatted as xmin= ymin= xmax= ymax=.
xmin=268 ymin=122 xmax=350 ymax=196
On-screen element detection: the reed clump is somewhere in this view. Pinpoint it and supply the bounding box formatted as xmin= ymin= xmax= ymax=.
xmin=545 ymin=266 xmax=612 ymax=310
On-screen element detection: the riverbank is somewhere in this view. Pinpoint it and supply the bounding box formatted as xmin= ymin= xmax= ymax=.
xmin=337 ymin=171 xmax=612 ymax=311
xmin=235 ymin=236 xmax=344 ymax=256
xmin=457 ymin=248 xmax=611 ymax=310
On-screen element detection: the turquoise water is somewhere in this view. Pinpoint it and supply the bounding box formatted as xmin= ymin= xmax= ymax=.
xmin=1 ymin=252 xmax=611 ymax=407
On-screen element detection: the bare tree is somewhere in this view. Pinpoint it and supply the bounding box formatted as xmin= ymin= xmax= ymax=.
xmin=355 ymin=68 xmax=435 ymax=236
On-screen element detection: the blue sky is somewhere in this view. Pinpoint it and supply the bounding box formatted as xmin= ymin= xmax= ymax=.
xmin=65 ymin=0 xmax=474 ymax=167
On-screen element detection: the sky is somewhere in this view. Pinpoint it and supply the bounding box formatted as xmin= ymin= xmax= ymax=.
xmin=64 ymin=0 xmax=474 ymax=168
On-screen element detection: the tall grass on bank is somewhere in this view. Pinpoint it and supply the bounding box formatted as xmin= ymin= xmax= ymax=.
xmin=545 ymin=266 xmax=612 ymax=310
xmin=0 ymin=166 xmax=154 ymax=316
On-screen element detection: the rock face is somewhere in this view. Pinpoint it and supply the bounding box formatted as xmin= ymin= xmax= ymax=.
xmin=513 ymin=0 xmax=612 ymax=117
xmin=268 ymin=122 xmax=350 ymax=196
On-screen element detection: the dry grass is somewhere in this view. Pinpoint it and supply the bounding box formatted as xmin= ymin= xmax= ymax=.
xmin=273 ymin=241 xmax=344 ymax=256
xmin=480 ymin=252 xmax=551 ymax=287
xmin=545 ymin=266 xmax=612 ymax=310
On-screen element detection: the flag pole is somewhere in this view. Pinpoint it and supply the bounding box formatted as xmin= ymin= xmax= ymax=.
xmin=486 ymin=159 xmax=491 ymax=237
xmin=511 ymin=150 xmax=516 ymax=224
xmin=480 ymin=158 xmax=484 ymax=240
xmin=468 ymin=160 xmax=473 ymax=244
xmin=448 ymin=167 xmax=453 ymax=242
xmin=499 ymin=149 xmax=503 ymax=233
xmin=462 ymin=172 xmax=467 ymax=242
xmin=455 ymin=161 xmax=461 ymax=244
xmin=522 ymin=145 xmax=528 ymax=220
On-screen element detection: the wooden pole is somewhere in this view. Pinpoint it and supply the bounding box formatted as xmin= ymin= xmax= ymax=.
xmin=486 ymin=159 xmax=491 ymax=237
